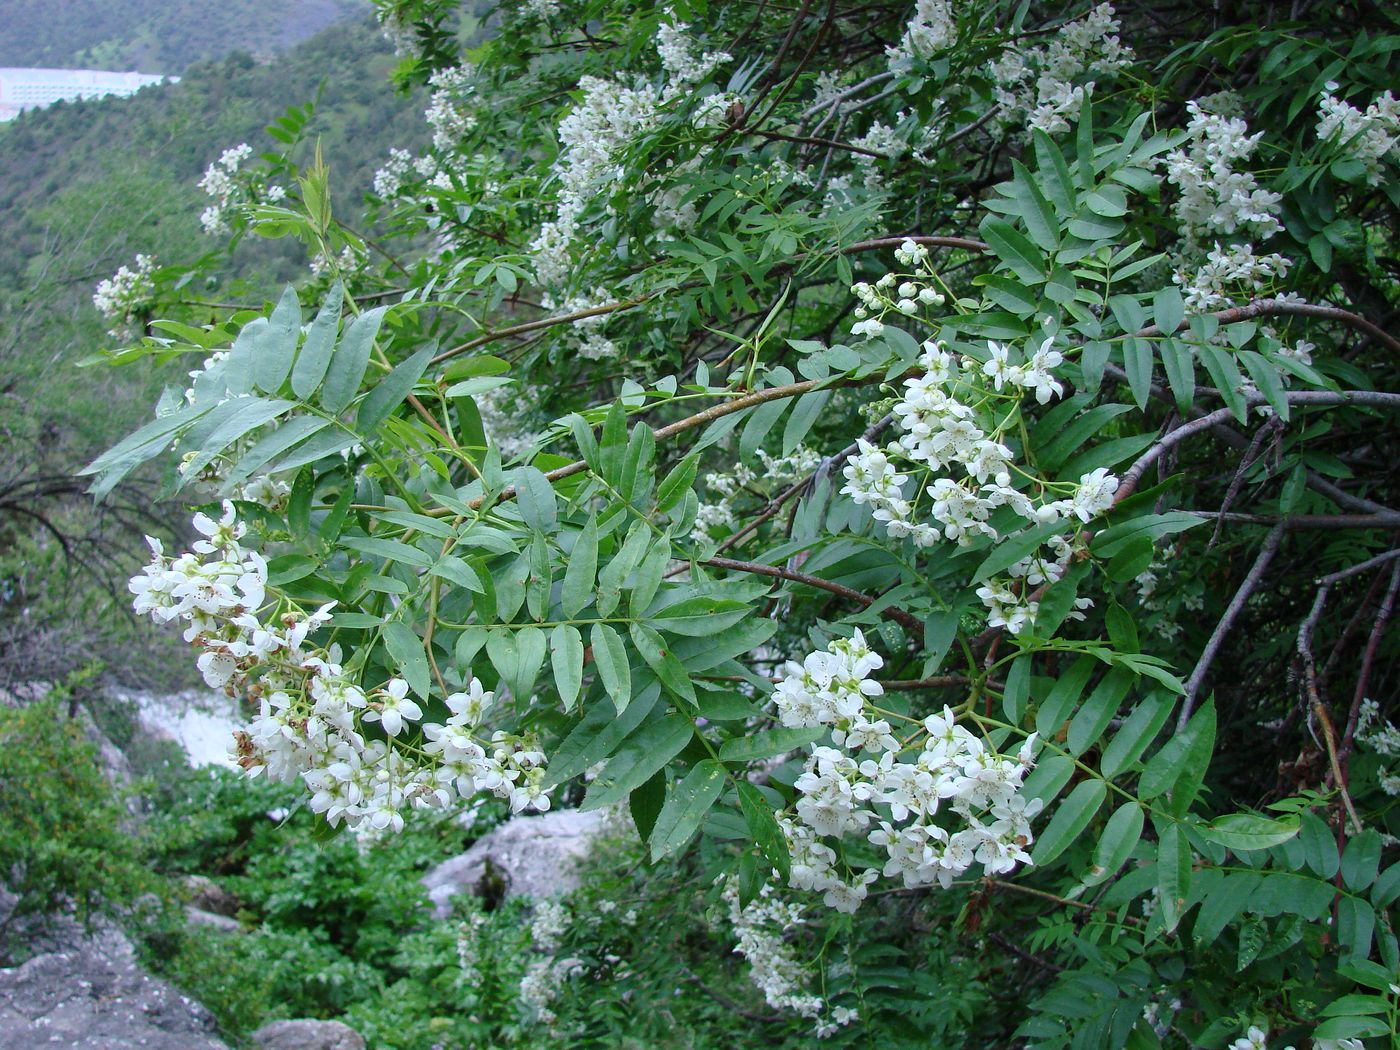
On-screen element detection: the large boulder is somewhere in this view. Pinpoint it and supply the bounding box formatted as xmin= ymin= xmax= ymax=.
xmin=250 ymin=1018 xmax=365 ymax=1050
xmin=0 ymin=926 xmax=227 ymax=1050
xmin=422 ymin=809 xmax=611 ymax=917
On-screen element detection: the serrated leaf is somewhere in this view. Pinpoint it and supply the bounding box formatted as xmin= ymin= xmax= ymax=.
xmin=357 ymin=345 xmax=433 ymax=432
xmin=1100 ymin=693 xmax=1174 ymax=778
xmin=253 ymin=285 xmax=301 ymax=393
xmin=630 ymin=622 xmax=696 ymax=704
xmin=515 ymin=466 xmax=558 ymax=533
xmin=222 ymin=415 xmax=331 ymax=490
xmin=340 ymin=536 xmax=434 ymax=568
xmin=656 ymin=454 xmax=698 ymax=514
xmin=1067 ymin=666 xmax=1133 ymax=756
xmin=981 ymin=217 xmax=1047 ymax=284
xmin=738 ymin=782 xmax=790 ymax=882
xmin=582 ymin=713 xmax=694 ymax=811
xmin=1139 ymin=699 xmax=1215 ymax=816
xmin=1085 ymin=802 xmax=1143 ymax=885
xmin=486 ymin=625 xmax=546 ymax=701
xmin=176 ymin=396 xmax=294 ymax=485
xmin=1157 ymin=821 xmax=1191 ymax=934
xmin=650 ymin=597 xmax=750 ymax=637
xmin=1036 ymin=655 xmax=1096 ymax=737
xmin=1199 ymin=813 xmax=1300 ymax=852
xmin=1342 ymin=830 xmax=1382 ymax=891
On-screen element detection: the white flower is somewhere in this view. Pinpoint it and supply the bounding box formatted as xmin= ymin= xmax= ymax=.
xmin=1317 ymin=88 xmax=1400 ymax=186
xmin=1070 ymin=468 xmax=1120 ymax=522
xmin=1227 ymin=1026 xmax=1269 ymax=1050
xmin=92 ymin=254 xmax=158 ymax=340
xmin=364 ymin=678 xmax=423 ymax=737
xmin=1165 ymin=101 xmax=1282 ymax=244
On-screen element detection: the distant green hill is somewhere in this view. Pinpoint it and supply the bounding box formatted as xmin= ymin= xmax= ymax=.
xmin=0 ymin=11 xmax=425 ymax=453
xmin=0 ymin=0 xmax=370 ymax=73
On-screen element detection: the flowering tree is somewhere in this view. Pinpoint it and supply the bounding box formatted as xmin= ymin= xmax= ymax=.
xmin=87 ymin=0 xmax=1400 ymax=1043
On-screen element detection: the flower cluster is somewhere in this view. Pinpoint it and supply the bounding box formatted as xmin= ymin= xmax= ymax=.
xmin=721 ymin=878 xmax=857 ymax=1038
xmin=656 ymin=13 xmax=732 ymax=87
xmin=129 ymin=502 xmax=551 ymax=835
xmin=772 ymin=632 xmax=1041 ymax=910
xmin=529 ymin=899 xmax=570 ymax=953
xmin=373 ymin=147 xmax=423 ymax=199
xmin=693 ymin=91 xmax=741 ymax=130
xmin=198 ymin=143 xmax=253 ymax=235
xmin=693 ymin=445 xmax=823 ymax=543
xmin=1316 ymin=85 xmax=1400 ymax=187
xmin=1228 ymin=1025 xmax=1364 ymax=1050
xmin=851 ymin=118 xmax=910 ymax=190
xmin=531 ymin=13 xmax=731 ymax=284
xmin=1165 ymin=99 xmax=1283 ymax=245
xmin=1173 ymin=242 xmax=1292 ymax=313
xmin=987 ymin=3 xmax=1132 ymax=135
xmin=92 ymin=253 xmax=157 ymax=341
xmin=1357 ymin=699 xmax=1400 ymax=797
xmin=518 ymin=957 xmax=584 ymax=1027
xmin=886 ymin=0 xmax=955 ymax=71
xmin=425 ymin=66 xmax=476 ymax=153
xmin=375 ymin=5 xmax=423 ymax=59
xmin=539 ymin=287 xmax=621 ymax=360
xmin=476 ymin=382 xmax=538 ymax=460
xmin=531 ymin=76 xmax=664 ymax=284
xmin=841 ymin=248 xmax=1114 ymax=632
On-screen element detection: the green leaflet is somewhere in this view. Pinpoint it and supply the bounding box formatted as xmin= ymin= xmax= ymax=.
xmin=321 ymin=305 xmax=386 ymax=413
xmin=581 ymin=713 xmax=694 ymax=811
xmin=383 ymin=620 xmax=430 ymax=701
xmin=561 ymin=516 xmax=599 ymax=618
xmin=549 ymin=623 xmax=584 ymax=709
xmin=291 ymin=282 xmax=343 ymax=399
xmin=252 ymin=285 xmax=301 ymax=393
xmin=650 ymin=760 xmax=727 ymax=861
xmin=591 ymin=622 xmax=631 ymax=712
xmin=1032 ymin=779 xmax=1106 ymax=867
xmin=357 ymin=345 xmax=433 ymax=432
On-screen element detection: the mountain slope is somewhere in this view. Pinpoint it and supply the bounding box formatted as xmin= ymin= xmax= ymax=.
xmin=0 ymin=0 xmax=370 ymax=73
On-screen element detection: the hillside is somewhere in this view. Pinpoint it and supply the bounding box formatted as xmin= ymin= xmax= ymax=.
xmin=0 ymin=13 xmax=424 ymax=689
xmin=0 ymin=0 xmax=370 ymax=73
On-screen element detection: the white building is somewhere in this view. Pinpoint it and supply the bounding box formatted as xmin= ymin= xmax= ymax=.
xmin=0 ymin=67 xmax=174 ymax=121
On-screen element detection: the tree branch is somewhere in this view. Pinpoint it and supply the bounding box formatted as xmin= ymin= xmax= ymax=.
xmin=702 ymin=556 xmax=923 ymax=634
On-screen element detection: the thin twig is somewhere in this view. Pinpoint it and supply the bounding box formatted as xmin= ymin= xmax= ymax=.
xmin=1340 ymin=560 xmax=1400 ymax=765
xmin=702 ymin=556 xmax=923 ymax=634
xmin=1178 ymin=523 xmax=1285 ymax=729
xmin=1295 ymin=552 xmax=1400 ymax=835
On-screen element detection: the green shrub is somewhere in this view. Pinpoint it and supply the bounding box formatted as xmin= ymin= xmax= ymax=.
xmin=0 ymin=698 xmax=153 ymax=959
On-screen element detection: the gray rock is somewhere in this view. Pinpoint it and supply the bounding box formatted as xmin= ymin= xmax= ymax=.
xmin=250 ymin=1018 xmax=365 ymax=1050
xmin=0 ymin=925 xmax=227 ymax=1049
xmin=184 ymin=906 xmax=241 ymax=932
xmin=183 ymin=875 xmax=240 ymax=917
xmin=422 ymin=808 xmax=610 ymax=917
